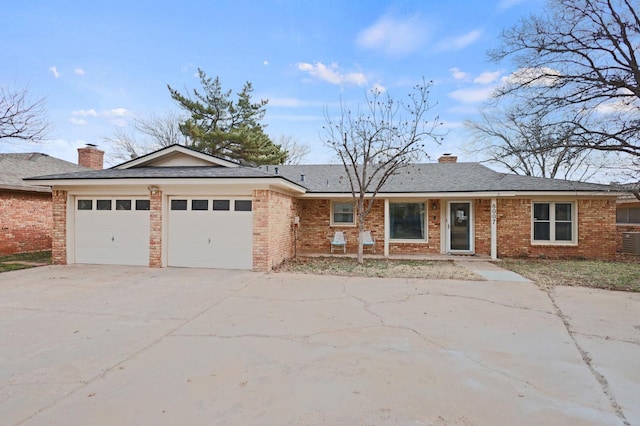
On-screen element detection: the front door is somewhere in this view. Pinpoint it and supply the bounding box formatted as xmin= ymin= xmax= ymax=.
xmin=448 ymin=202 xmax=473 ymax=253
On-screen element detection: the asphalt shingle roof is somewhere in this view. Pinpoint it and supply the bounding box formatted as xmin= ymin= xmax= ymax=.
xmin=26 ymin=160 xmax=614 ymax=194
xmin=0 ymin=153 xmax=89 ymax=192
xmin=258 ymin=163 xmax=614 ymax=193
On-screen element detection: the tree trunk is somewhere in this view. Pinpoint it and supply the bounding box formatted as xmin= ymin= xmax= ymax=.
xmin=357 ymin=210 xmax=365 ymax=265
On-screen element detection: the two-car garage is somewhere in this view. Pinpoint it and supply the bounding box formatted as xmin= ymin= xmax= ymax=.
xmin=73 ymin=196 xmax=253 ymax=270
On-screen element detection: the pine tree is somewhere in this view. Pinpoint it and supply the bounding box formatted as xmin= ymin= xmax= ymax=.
xmin=168 ymin=69 xmax=287 ymax=166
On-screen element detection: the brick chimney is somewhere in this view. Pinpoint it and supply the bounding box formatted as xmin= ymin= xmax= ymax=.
xmin=438 ymin=153 xmax=457 ymax=163
xmin=78 ymin=144 xmax=104 ymax=170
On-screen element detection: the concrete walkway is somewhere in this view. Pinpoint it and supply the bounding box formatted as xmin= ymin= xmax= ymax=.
xmin=1 ymin=265 xmax=638 ymax=425
xmin=456 ymin=260 xmax=532 ymax=282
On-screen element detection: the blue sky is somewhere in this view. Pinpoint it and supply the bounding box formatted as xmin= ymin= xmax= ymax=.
xmin=1 ymin=0 xmax=546 ymax=166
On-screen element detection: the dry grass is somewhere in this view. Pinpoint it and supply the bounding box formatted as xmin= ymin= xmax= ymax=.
xmin=0 ymin=251 xmax=51 ymax=273
xmin=276 ymin=257 xmax=483 ymax=280
xmin=499 ymin=258 xmax=640 ymax=292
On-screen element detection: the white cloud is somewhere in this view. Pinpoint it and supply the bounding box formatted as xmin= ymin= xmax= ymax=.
xmin=69 ymin=117 xmax=87 ymax=126
xmin=356 ymin=13 xmax=429 ymax=56
xmin=449 ymin=67 xmax=470 ymax=81
xmin=449 ymin=86 xmax=496 ymax=104
xmin=74 ymin=68 xmax=85 ymax=75
xmin=474 ymin=71 xmax=501 ymax=84
xmin=370 ymin=83 xmax=387 ymax=94
xmin=263 ymin=60 xmax=269 ymax=66
xmin=72 ymin=109 xmax=98 ymax=117
xmin=297 ymin=62 xmax=367 ymax=86
xmin=502 ymin=67 xmax=561 ymax=87
xmin=436 ymin=29 xmax=483 ymax=51
xmin=49 ymin=66 xmax=60 ymax=78
xmin=105 ymin=108 xmax=129 ymax=117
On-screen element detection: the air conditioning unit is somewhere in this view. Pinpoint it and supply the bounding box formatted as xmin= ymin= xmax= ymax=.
xmin=622 ymin=232 xmax=640 ymax=255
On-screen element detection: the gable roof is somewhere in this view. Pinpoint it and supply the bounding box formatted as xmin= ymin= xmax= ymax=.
xmin=0 ymin=152 xmax=89 ymax=193
xmin=258 ymin=163 xmax=615 ymax=194
xmin=113 ymin=144 xmax=240 ymax=169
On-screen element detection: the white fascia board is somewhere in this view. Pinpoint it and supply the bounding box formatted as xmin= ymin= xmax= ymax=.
xmin=42 ymin=177 xmax=306 ymax=194
xmin=113 ymin=146 xmax=239 ymax=169
xmin=298 ymin=191 xmax=615 ymax=199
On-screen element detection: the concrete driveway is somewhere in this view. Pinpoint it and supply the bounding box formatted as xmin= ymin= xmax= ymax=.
xmin=1 ymin=265 xmax=638 ymax=425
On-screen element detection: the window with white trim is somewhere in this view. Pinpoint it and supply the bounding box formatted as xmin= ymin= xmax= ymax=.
xmin=331 ymin=201 xmax=355 ymax=226
xmin=390 ymin=202 xmax=426 ymax=240
xmin=532 ymin=202 xmax=575 ymax=243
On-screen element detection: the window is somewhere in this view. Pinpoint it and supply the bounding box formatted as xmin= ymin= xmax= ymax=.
xmin=136 ymin=200 xmax=150 ymax=211
xmin=115 ymin=199 xmax=131 ymax=210
xmin=533 ymin=202 xmax=575 ymax=243
xmin=390 ymin=202 xmax=426 ymax=240
xmin=171 ymin=199 xmax=187 ymax=210
xmin=617 ymin=207 xmax=640 ymax=224
xmin=192 ymin=200 xmax=209 ymax=211
xmin=331 ymin=202 xmax=355 ymax=225
xmin=77 ymin=199 xmax=92 ymax=210
xmin=213 ymin=200 xmax=230 ymax=211
xmin=97 ymin=200 xmax=112 ymax=211
xmin=235 ymin=200 xmax=252 ymax=211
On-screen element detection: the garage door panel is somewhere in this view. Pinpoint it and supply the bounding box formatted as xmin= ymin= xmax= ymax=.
xmin=168 ymin=199 xmax=253 ymax=270
xmin=75 ymin=200 xmax=149 ymax=266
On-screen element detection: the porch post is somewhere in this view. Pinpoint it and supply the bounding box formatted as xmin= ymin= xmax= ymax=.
xmin=491 ymin=198 xmax=497 ymax=260
xmin=384 ymin=199 xmax=390 ymax=257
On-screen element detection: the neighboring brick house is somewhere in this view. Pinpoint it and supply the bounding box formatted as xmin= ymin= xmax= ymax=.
xmin=0 ymin=147 xmax=98 ymax=255
xmin=27 ymin=145 xmax=619 ymax=271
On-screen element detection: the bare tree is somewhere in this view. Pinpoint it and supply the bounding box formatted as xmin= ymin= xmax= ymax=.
xmin=465 ymin=105 xmax=611 ymax=181
xmin=276 ymin=134 xmax=311 ymax=165
xmin=104 ymin=111 xmax=189 ymax=162
xmin=323 ymin=81 xmax=441 ymax=264
xmin=489 ymin=0 xmax=640 ymax=161
xmin=0 ymin=85 xmax=49 ymax=142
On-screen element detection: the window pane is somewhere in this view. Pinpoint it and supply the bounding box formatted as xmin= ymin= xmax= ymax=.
xmin=213 ymin=200 xmax=230 ymax=211
xmin=533 ymin=203 xmax=549 ymax=221
xmin=555 ymin=203 xmax=572 ymax=221
xmin=97 ymin=200 xmax=112 ymax=211
xmin=629 ymin=208 xmax=640 ymax=224
xmin=390 ymin=203 xmax=425 ymax=239
xmin=617 ymin=208 xmax=628 ymax=224
xmin=333 ymin=202 xmax=354 ymax=223
xmin=77 ymin=199 xmax=92 ymax=210
xmin=235 ymin=200 xmax=252 ymax=211
xmin=115 ymin=199 xmax=131 ymax=210
xmin=556 ymin=222 xmax=572 ymax=241
xmin=533 ymin=222 xmax=550 ymax=240
xmin=136 ymin=200 xmax=150 ymax=211
xmin=171 ymin=199 xmax=187 ymax=210
xmin=192 ymin=200 xmax=209 ymax=211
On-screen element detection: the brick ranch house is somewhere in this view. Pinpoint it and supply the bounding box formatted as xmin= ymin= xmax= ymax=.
xmin=27 ymin=144 xmax=619 ymax=271
xmin=0 ymin=148 xmax=99 ymax=255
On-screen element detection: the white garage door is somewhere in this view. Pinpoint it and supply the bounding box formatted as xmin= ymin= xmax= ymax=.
xmin=75 ymin=198 xmax=150 ymax=266
xmin=168 ymin=198 xmax=253 ymax=270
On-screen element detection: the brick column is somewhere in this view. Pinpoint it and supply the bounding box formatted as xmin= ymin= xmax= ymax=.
xmin=252 ymin=190 xmax=269 ymax=271
xmin=51 ymin=190 xmax=68 ymax=264
xmin=149 ymin=189 xmax=163 ymax=267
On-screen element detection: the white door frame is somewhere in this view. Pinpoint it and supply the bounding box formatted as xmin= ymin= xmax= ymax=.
xmin=446 ymin=200 xmax=474 ymax=254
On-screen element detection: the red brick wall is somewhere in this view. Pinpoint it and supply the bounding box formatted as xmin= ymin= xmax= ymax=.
xmin=149 ymin=190 xmax=162 ymax=267
xmin=497 ymin=198 xmax=616 ymax=260
xmin=51 ymin=190 xmax=67 ymax=264
xmin=253 ymin=190 xmax=298 ymax=271
xmin=298 ymin=198 xmax=442 ymax=255
xmin=474 ymin=199 xmax=491 ymax=255
xmin=0 ymin=191 xmax=53 ymax=255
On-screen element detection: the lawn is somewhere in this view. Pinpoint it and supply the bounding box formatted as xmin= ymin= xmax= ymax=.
xmin=277 ymin=257 xmax=483 ymax=280
xmin=0 ymin=251 xmax=51 ymax=273
xmin=498 ymin=258 xmax=640 ymax=292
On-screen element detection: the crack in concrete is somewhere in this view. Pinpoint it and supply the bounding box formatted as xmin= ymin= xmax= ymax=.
xmin=573 ymin=331 xmax=640 ymax=347
xmin=546 ymin=288 xmax=630 ymax=426
xmin=15 ymin=274 xmax=262 ymax=425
